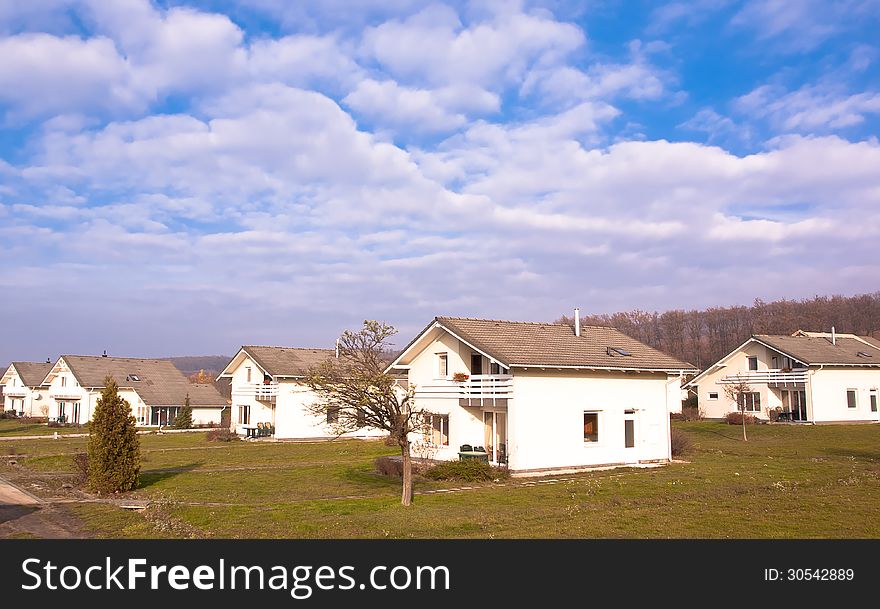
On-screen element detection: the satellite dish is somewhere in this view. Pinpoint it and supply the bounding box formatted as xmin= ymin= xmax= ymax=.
xmin=35 ymin=394 xmax=42 ymax=400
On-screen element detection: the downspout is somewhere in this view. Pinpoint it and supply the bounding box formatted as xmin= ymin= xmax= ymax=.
xmin=808 ymin=365 xmax=822 ymax=424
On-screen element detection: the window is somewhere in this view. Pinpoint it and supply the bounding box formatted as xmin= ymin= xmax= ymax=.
xmin=708 ymin=392 xmax=719 ymax=400
xmin=127 ymin=374 xmax=140 ymax=382
xmin=327 ymin=405 xmax=339 ymax=424
xmin=606 ymin=346 xmax=632 ymax=357
xmin=490 ymin=362 xmax=500 ymax=375
xmin=747 ymin=356 xmax=758 ymax=371
xmin=771 ymin=356 xmax=779 ymax=369
xmin=238 ymin=404 xmax=250 ymax=425
xmin=470 ymin=353 xmax=482 ymax=375
xmin=870 ymin=391 xmax=878 ymax=413
xmin=246 ymin=367 xmax=252 ymax=383
xmin=355 ymin=410 xmax=367 ymax=428
xmin=58 ymin=402 xmax=66 ymax=420
xmin=857 ymin=351 xmax=873 ymax=358
xmin=583 ymin=412 xmax=599 ymax=443
xmin=423 ymin=413 xmax=449 ymax=446
xmin=60 ymin=376 xmax=66 ymax=387
xmin=437 ymin=353 xmax=448 ymax=377
xmin=71 ymin=402 xmax=80 ymax=424
xmin=737 ymin=392 xmax=761 ymax=412
xmin=846 ymin=389 xmax=857 ymax=409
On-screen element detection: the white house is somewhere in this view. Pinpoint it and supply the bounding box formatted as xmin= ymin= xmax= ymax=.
xmin=41 ymin=355 xmax=227 ymax=426
xmin=686 ymin=330 xmax=880 ymax=423
xmin=387 ymin=315 xmax=697 ymax=475
xmin=217 ymin=345 xmax=385 ymax=439
xmin=1 ymin=361 xmax=53 ymax=416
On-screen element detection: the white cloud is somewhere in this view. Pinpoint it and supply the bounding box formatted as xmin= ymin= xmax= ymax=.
xmin=736 ymin=83 xmax=880 ymax=131
xmin=360 ymin=4 xmax=584 ymax=88
xmin=343 ymin=79 xmax=499 ymax=133
xmin=0 ymin=33 xmax=138 ymax=119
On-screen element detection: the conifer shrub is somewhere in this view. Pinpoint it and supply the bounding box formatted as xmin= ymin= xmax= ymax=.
xmin=172 ymin=396 xmax=193 ymax=429
xmin=87 ymin=377 xmax=141 ymax=494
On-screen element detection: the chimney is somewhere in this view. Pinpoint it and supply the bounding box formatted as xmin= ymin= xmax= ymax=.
xmin=102 ymin=350 xmax=107 ymax=357
xmin=831 ymin=326 xmax=836 ymax=346
xmin=574 ymin=307 xmax=581 ymax=337
xmin=335 ymin=338 xmax=340 ymax=359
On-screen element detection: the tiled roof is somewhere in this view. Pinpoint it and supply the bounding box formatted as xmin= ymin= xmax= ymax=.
xmin=435 ymin=317 xmax=696 ymax=371
xmin=12 ymin=362 xmax=53 ymax=387
xmin=62 ymin=356 xmax=226 ymax=407
xmin=241 ymin=346 xmax=337 ymax=377
xmin=754 ymin=335 xmax=880 ymax=365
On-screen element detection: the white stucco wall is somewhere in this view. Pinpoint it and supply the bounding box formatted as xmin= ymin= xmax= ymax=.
xmin=808 ymin=368 xmax=880 ymax=423
xmin=404 ymin=330 xmax=676 ymax=472
xmin=508 ymin=370 xmax=672 ymax=472
xmin=226 ymin=353 xmax=383 ymax=439
xmin=693 ymin=341 xmax=790 ymax=420
xmin=3 ymin=372 xmax=50 ymax=417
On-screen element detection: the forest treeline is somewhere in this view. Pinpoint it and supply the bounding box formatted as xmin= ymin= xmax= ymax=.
xmin=558 ymin=292 xmax=880 ymax=369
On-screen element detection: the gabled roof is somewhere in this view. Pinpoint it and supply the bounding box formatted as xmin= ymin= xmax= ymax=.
xmin=5 ymin=362 xmax=53 ymax=387
xmin=391 ymin=317 xmax=697 ymax=372
xmin=218 ymin=346 xmax=337 ymax=378
xmin=685 ymin=331 xmax=880 ymax=388
xmin=54 ymin=356 xmax=226 ymax=407
xmin=753 ymin=334 xmax=880 ymax=366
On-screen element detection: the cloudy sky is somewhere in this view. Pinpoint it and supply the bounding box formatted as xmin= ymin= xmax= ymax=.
xmin=1 ymin=0 xmax=879 ymax=363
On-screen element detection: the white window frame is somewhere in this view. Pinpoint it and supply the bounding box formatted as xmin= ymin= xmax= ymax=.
xmin=846 ymin=389 xmax=858 ymax=409
xmin=583 ymin=411 xmax=600 ymax=444
xmin=747 ymin=356 xmax=758 ymax=371
xmin=738 ymin=392 xmax=761 ymax=413
xmin=423 ymin=413 xmax=450 ymax=447
xmin=246 ymin=367 xmax=252 ymax=383
xmin=436 ymin=352 xmax=448 ymax=378
xmin=870 ymin=390 xmax=878 ymax=413
xmin=238 ymin=404 xmax=250 ymax=425
xmin=708 ymin=392 xmax=719 ymax=400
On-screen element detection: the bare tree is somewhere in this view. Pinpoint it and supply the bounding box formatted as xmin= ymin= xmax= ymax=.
xmin=304 ymin=320 xmax=422 ymax=506
xmin=722 ymin=379 xmax=754 ymax=441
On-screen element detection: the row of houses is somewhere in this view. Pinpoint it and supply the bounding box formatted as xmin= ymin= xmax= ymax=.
xmin=4 ymin=314 xmax=880 ymax=476
xmin=1 ymin=355 xmax=227 ymax=426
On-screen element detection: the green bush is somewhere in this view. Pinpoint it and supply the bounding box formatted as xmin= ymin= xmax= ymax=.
xmin=87 ymin=377 xmax=141 ymax=494
xmin=423 ymin=459 xmax=510 ymax=482
xmin=206 ymin=428 xmax=239 ymax=442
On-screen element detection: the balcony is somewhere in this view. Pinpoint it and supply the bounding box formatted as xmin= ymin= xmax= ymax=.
xmin=414 ymin=374 xmax=513 ymax=407
xmin=50 ymin=389 xmax=83 ymax=400
xmin=3 ymin=387 xmax=28 ymax=397
xmin=719 ymin=368 xmax=808 ymax=386
xmin=234 ymin=382 xmax=279 ymax=402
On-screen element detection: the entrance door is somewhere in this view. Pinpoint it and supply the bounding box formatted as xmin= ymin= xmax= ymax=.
xmin=623 ymin=409 xmax=638 ymax=462
xmin=792 ymin=391 xmax=807 ymax=421
xmin=483 ymin=411 xmax=507 ymax=464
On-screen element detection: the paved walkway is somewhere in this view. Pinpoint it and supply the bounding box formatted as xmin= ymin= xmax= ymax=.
xmin=0 ymin=427 xmax=220 ymax=441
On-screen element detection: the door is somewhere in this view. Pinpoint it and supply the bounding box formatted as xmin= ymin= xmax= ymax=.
xmin=483 ymin=411 xmax=507 ymax=464
xmin=623 ymin=409 xmax=638 ymax=462
xmin=471 ymin=353 xmax=482 ymax=375
xmin=792 ymin=391 xmax=807 ymax=421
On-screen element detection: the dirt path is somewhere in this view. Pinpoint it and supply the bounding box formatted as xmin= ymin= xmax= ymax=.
xmin=0 ymin=475 xmax=85 ymax=539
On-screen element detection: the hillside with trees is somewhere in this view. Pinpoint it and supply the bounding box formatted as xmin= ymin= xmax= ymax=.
xmin=559 ymin=292 xmax=880 ymax=369
xmin=164 ymin=355 xmax=230 ymax=377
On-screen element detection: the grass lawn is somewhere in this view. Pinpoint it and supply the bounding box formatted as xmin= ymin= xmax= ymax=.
xmin=0 ymin=419 xmax=87 ymax=436
xmin=4 ymin=421 xmax=880 ymax=538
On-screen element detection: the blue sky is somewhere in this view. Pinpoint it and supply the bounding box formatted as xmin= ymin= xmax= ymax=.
xmin=1 ymin=0 xmax=879 ymax=363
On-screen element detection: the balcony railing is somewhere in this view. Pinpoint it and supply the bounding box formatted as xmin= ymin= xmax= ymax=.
xmin=719 ymin=368 xmax=808 ymax=385
xmin=414 ymin=374 xmax=514 ymax=400
xmin=233 ymin=382 xmax=279 ymax=402
xmin=3 ymin=387 xmax=28 ymax=397
xmin=50 ymin=389 xmax=83 ymax=400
